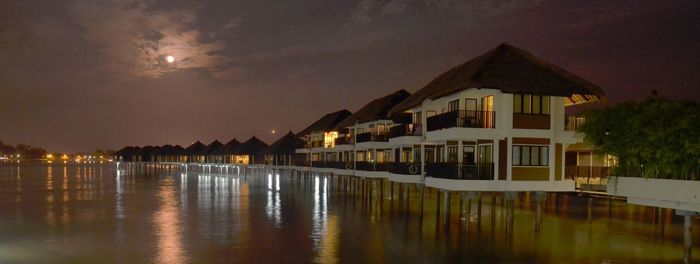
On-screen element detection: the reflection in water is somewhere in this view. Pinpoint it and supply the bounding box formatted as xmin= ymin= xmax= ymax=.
xmin=266 ymin=174 xmax=282 ymax=227
xmin=0 ymin=163 xmax=698 ymax=263
xmin=312 ymin=175 xmax=339 ymax=263
xmin=153 ymin=177 xmax=185 ymax=264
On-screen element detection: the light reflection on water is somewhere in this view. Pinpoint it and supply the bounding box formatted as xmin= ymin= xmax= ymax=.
xmin=0 ymin=162 xmax=698 ymax=263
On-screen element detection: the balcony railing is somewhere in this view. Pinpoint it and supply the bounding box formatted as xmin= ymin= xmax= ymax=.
xmin=307 ymin=141 xmax=324 ymax=148
xmin=334 ymin=137 xmax=350 ymax=145
xmin=294 ymin=160 xmax=309 ymax=167
xmin=426 ymin=162 xmax=494 ymax=180
xmin=426 ymin=110 xmax=495 ymax=132
xmin=355 ymin=161 xmax=389 ymax=171
xmin=388 ymin=162 xmax=422 ymax=175
xmin=356 ymin=132 xmax=389 ymax=143
xmin=389 ymin=124 xmax=422 ymax=138
xmin=325 ymin=161 xmax=354 ymax=170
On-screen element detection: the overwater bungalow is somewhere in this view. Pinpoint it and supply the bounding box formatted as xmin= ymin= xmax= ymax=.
xmin=202 ymin=140 xmax=223 ymax=163
xmin=295 ymin=109 xmax=352 ymax=167
xmin=115 ymin=146 xmax=139 ymax=162
xmin=185 ymin=141 xmax=206 ymax=163
xmin=212 ymin=138 xmax=241 ymax=164
xmin=261 ymin=131 xmax=305 ymax=166
xmin=156 ymin=144 xmax=187 ymax=163
xmin=232 ymin=136 xmax=268 ymax=165
xmin=331 ymin=89 xmax=411 ymax=177
xmin=386 ymin=43 xmax=605 ymax=192
xmin=140 ymin=145 xmax=158 ymax=163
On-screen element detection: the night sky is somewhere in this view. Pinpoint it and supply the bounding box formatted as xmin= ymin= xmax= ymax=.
xmin=1 ymin=0 xmax=699 ymax=152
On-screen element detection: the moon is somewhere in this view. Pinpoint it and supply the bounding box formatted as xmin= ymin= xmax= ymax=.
xmin=166 ymin=55 xmax=175 ymax=63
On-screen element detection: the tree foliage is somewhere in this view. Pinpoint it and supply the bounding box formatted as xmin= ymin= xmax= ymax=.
xmin=579 ymin=98 xmax=700 ymax=179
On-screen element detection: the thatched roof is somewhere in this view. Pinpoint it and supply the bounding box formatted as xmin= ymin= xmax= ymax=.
xmin=115 ymin=146 xmax=132 ymax=156
xmin=297 ymin=109 xmax=352 ymax=136
xmin=335 ymin=89 xmax=410 ymax=129
xmin=212 ymin=138 xmax=241 ymax=155
xmin=261 ymin=131 xmax=305 ymax=155
xmin=389 ymin=43 xmax=605 ymax=115
xmin=159 ymin=144 xmax=187 ymax=156
xmin=202 ymin=140 xmax=223 ymax=155
xmin=236 ymin=136 xmax=268 ymax=155
xmin=185 ymin=141 xmax=206 ymax=155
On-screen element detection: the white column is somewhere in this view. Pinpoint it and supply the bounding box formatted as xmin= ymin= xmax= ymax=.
xmin=493 ymin=138 xmax=499 ymax=181
xmin=507 ymin=137 xmax=512 ymax=181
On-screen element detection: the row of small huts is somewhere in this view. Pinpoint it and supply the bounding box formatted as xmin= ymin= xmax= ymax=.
xmin=115 ymin=132 xmax=305 ymax=166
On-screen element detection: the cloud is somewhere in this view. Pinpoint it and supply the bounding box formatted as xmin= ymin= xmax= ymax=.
xmin=212 ymin=66 xmax=247 ymax=81
xmin=69 ymin=0 xmax=227 ymax=79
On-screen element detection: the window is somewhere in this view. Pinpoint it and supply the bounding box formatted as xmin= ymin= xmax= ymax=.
xmin=413 ymin=111 xmax=422 ymax=125
xmin=447 ymin=146 xmax=458 ymax=163
xmin=481 ymin=96 xmax=494 ymax=112
xmin=512 ymin=145 xmax=549 ymax=166
xmin=513 ymin=94 xmax=550 ymax=114
xmin=448 ymin=100 xmax=459 ymax=112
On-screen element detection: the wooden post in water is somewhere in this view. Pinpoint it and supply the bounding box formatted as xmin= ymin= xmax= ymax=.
xmin=504 ymin=192 xmax=516 ymax=235
xmin=419 ymin=185 xmax=425 ymax=219
xmin=677 ymin=210 xmax=697 ymax=264
xmin=534 ymin=191 xmax=546 ymax=233
xmin=443 ymin=190 xmax=450 ymax=229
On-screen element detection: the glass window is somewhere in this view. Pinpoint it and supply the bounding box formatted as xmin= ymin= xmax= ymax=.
xmin=541 ymin=147 xmax=549 ymax=166
xmin=512 ymin=146 xmax=521 ymax=166
xmin=447 ymin=146 xmax=458 ymax=163
xmin=521 ymin=146 xmax=530 ymax=165
xmin=448 ymin=100 xmax=459 ymax=112
xmin=531 ymin=147 xmax=540 ymax=165
xmin=532 ymin=95 xmax=541 ymax=114
xmin=513 ymin=95 xmax=522 ymax=113
xmin=523 ymin=95 xmax=532 ymax=114
xmin=413 ymin=111 xmax=422 ymax=125
xmin=542 ymin=96 xmax=550 ymax=114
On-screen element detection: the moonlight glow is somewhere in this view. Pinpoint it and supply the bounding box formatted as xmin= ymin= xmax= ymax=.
xmin=166 ymin=56 xmax=175 ymax=63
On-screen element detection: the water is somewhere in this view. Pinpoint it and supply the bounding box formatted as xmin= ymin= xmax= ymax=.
xmin=0 ymin=162 xmax=697 ymax=263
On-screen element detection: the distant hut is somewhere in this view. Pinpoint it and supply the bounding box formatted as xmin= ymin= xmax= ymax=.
xmin=212 ymin=138 xmax=241 ymax=164
xmin=140 ymin=146 xmax=158 ymax=162
xmin=202 ymin=140 xmax=223 ymax=163
xmin=185 ymin=141 xmax=206 ymax=163
xmin=261 ymin=131 xmax=305 ymax=166
xmin=233 ymin=136 xmax=268 ymax=165
xmin=159 ymin=145 xmax=186 ymax=162
xmin=172 ymin=145 xmax=187 ymax=163
xmin=114 ymin=146 xmax=133 ymax=161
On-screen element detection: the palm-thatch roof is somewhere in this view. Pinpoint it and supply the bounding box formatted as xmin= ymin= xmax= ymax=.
xmin=335 ymin=89 xmax=410 ymax=129
xmin=212 ymin=138 xmax=241 ymax=155
xmin=261 ymin=131 xmax=305 ymax=155
xmin=159 ymin=144 xmax=187 ymax=156
xmin=202 ymin=140 xmax=223 ymax=155
xmin=236 ymin=136 xmax=269 ymax=155
xmin=297 ymin=109 xmax=352 ymax=136
xmin=185 ymin=141 xmax=206 ymax=155
xmin=389 ymin=43 xmax=605 ymax=115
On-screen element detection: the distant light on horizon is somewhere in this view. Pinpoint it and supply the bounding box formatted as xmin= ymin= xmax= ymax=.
xmin=166 ymin=56 xmax=175 ymax=63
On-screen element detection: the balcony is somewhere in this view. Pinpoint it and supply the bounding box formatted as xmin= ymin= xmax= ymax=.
xmin=426 ymin=110 xmax=495 ymax=132
xmin=294 ymin=160 xmax=309 ymax=167
xmin=356 ymin=132 xmax=389 ymax=143
xmin=307 ymin=141 xmax=323 ymax=148
xmin=389 ymin=162 xmax=422 ymax=175
xmin=389 ymin=124 xmax=422 ymax=138
xmin=355 ymin=161 xmax=389 ymax=171
xmin=334 ymin=136 xmax=351 ymax=145
xmin=325 ymin=161 xmax=353 ymax=170
xmin=425 ymin=162 xmax=494 ymax=180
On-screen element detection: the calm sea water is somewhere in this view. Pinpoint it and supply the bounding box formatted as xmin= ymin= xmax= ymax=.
xmin=0 ymin=162 xmax=697 ymax=263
